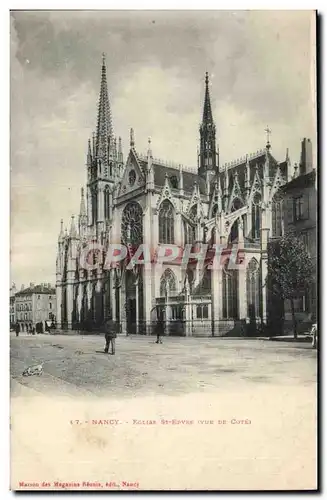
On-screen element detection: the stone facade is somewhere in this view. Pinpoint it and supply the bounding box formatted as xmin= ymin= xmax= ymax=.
xmin=56 ymin=56 xmax=306 ymax=337
xmin=15 ymin=283 xmax=56 ymax=332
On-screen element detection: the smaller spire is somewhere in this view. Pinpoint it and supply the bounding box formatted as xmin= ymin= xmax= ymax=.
xmin=58 ymin=219 xmax=64 ymax=242
xmin=293 ymin=163 xmax=299 ymax=178
xmin=79 ymin=188 xmax=86 ymax=216
xmin=147 ymin=137 xmax=152 ymax=158
xmin=87 ymin=139 xmax=92 ymax=166
xmin=179 ymin=164 xmax=184 ymax=192
xmin=70 ymin=215 xmax=77 ymax=238
xmin=92 ymin=132 xmax=96 ymax=156
xmin=130 ymin=128 xmax=135 ymax=149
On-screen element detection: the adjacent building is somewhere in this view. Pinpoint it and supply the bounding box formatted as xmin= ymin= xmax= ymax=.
xmin=279 ymin=138 xmax=317 ymax=321
xmin=56 ymin=55 xmax=313 ymax=336
xmin=10 ymin=283 xmax=17 ymax=328
xmin=15 ymin=283 xmax=56 ymax=333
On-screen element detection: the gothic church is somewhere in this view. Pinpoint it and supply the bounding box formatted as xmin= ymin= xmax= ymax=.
xmin=56 ymin=55 xmax=292 ymax=336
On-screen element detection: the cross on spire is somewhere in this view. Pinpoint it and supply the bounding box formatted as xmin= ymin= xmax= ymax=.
xmin=265 ymin=126 xmax=272 ymax=148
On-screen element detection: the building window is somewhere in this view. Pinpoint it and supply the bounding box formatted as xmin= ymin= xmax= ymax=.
xmin=293 ymin=196 xmax=309 ymax=222
xmin=171 ymin=306 xmax=183 ymax=320
xmin=49 ymin=303 xmax=52 ymax=310
xmin=196 ymin=304 xmax=209 ymax=319
xmin=160 ymin=269 xmax=177 ymax=297
xmin=246 ymin=258 xmax=260 ymax=319
xmin=184 ymin=205 xmax=197 ymax=244
xmin=184 ymin=222 xmax=196 ymax=244
xmin=222 ymin=264 xmax=238 ymax=319
xmin=159 ymin=200 xmax=175 ymax=244
xmin=272 ymin=198 xmax=283 ymax=237
xmin=170 ymin=176 xmax=178 ymax=189
xmin=37 ymin=295 xmax=40 ymax=300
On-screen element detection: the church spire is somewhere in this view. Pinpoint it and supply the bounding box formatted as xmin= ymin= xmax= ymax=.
xmin=95 ymin=53 xmax=113 ymax=163
xmin=198 ymin=72 xmax=218 ymax=179
xmin=202 ymin=72 xmax=213 ymax=124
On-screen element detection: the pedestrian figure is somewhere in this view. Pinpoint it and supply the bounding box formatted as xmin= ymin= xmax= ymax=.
xmin=15 ymin=323 xmax=20 ymax=337
xmin=104 ymin=318 xmax=117 ymax=355
xmin=155 ymin=313 xmax=164 ymax=344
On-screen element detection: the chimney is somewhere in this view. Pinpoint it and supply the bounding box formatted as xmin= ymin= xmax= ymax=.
xmin=30 ymin=282 xmax=35 ymax=288
xmin=21 ymin=284 xmax=24 ymax=291
xmin=300 ymin=138 xmax=313 ymax=175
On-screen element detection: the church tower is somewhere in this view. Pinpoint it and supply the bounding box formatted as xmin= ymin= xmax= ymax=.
xmin=86 ymin=54 xmax=123 ymax=236
xmin=198 ymin=72 xmax=219 ymax=182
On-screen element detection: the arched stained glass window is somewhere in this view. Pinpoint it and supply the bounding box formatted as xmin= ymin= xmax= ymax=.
xmin=159 ymin=200 xmax=175 ymax=244
xmin=121 ymin=202 xmax=143 ymax=245
xmin=251 ymin=193 xmax=261 ymax=240
xmin=246 ymin=258 xmax=260 ymax=318
xmin=222 ymin=263 xmax=238 ymax=319
xmin=160 ymin=269 xmax=177 ymax=297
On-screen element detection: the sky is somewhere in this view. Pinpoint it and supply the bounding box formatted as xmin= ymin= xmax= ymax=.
xmin=10 ymin=10 xmax=316 ymax=290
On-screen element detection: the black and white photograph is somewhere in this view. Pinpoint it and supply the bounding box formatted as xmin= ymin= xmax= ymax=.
xmin=9 ymin=9 xmax=317 ymax=491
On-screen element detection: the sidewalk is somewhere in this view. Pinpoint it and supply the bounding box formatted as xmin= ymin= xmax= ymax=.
xmin=259 ymin=334 xmax=312 ymax=343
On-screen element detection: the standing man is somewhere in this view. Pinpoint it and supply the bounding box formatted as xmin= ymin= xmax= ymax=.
xmin=15 ymin=322 xmax=20 ymax=337
xmin=104 ymin=317 xmax=117 ymax=355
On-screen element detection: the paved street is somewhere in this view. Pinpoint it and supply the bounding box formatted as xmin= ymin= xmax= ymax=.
xmin=11 ymin=332 xmax=317 ymax=398
xmin=10 ymin=333 xmax=317 ymax=490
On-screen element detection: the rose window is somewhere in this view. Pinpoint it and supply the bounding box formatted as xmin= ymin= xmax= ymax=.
xmin=121 ymin=202 xmax=143 ymax=245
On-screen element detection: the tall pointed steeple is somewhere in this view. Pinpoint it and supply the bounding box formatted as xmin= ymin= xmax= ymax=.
xmin=95 ymin=53 xmax=113 ymax=163
xmin=198 ymin=72 xmax=218 ymax=179
xmin=202 ymin=72 xmax=213 ymax=124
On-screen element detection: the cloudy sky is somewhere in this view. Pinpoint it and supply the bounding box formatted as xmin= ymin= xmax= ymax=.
xmin=10 ymin=10 xmax=316 ymax=289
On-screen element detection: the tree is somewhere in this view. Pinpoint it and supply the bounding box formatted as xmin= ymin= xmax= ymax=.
xmin=267 ymin=233 xmax=314 ymax=338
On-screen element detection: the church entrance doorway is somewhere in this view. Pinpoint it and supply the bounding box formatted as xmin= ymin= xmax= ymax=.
xmin=126 ymin=298 xmax=137 ymax=334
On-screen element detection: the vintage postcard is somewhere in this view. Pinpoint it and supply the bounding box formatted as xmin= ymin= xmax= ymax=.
xmin=10 ymin=10 xmax=317 ymax=491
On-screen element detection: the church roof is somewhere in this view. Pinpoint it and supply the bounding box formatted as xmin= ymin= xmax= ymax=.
xmin=137 ymin=157 xmax=207 ymax=194
xmin=219 ymin=149 xmax=280 ymax=192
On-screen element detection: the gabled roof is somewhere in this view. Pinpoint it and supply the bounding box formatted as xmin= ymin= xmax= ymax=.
xmin=281 ymin=170 xmax=316 ymax=192
xmin=16 ymin=285 xmax=56 ymax=296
